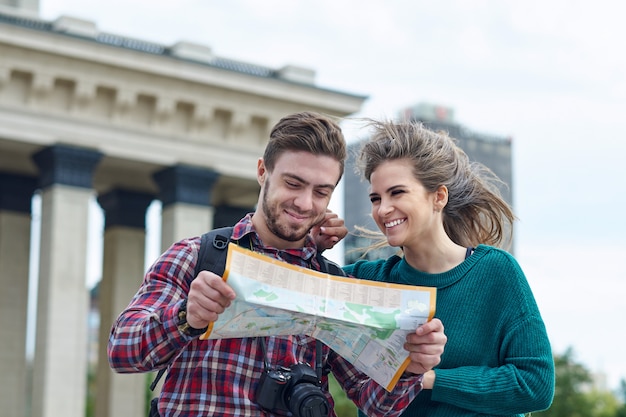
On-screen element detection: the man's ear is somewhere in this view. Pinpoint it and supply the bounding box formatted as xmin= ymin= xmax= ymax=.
xmin=257 ymin=158 xmax=266 ymax=186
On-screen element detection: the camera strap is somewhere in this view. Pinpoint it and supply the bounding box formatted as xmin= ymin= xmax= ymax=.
xmin=259 ymin=337 xmax=324 ymax=383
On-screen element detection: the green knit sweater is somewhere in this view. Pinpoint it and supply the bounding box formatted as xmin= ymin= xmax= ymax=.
xmin=345 ymin=245 xmax=554 ymax=417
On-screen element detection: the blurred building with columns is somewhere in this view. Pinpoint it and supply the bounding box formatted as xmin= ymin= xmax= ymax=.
xmin=0 ymin=2 xmax=366 ymax=417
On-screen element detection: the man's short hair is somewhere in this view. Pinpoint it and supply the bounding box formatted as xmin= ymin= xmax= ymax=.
xmin=264 ymin=112 xmax=346 ymax=183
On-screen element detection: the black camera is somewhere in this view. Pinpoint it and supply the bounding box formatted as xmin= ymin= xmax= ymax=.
xmin=255 ymin=363 xmax=330 ymax=417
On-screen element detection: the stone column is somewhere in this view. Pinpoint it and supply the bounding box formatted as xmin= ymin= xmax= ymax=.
xmin=30 ymin=145 xmax=102 ymax=417
xmin=0 ymin=172 xmax=38 ymax=417
xmin=95 ymin=189 xmax=154 ymax=417
xmin=153 ymin=165 xmax=219 ymax=252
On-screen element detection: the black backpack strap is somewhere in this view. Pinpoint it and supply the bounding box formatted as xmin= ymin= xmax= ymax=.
xmin=151 ymin=227 xmax=235 ymax=393
xmin=194 ymin=226 xmax=234 ymax=279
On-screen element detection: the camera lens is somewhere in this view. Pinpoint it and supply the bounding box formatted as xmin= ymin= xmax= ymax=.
xmin=288 ymin=383 xmax=330 ymax=417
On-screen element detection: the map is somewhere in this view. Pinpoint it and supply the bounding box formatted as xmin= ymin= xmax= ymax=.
xmin=200 ymin=243 xmax=436 ymax=391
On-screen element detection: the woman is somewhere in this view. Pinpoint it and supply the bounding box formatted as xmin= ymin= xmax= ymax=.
xmin=342 ymin=120 xmax=554 ymax=416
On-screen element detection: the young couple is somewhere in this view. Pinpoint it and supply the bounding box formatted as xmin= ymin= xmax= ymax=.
xmin=108 ymin=112 xmax=554 ymax=416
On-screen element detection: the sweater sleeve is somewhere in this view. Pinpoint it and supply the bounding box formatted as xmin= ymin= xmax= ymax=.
xmin=342 ymin=258 xmax=393 ymax=282
xmin=431 ymin=314 xmax=554 ymax=414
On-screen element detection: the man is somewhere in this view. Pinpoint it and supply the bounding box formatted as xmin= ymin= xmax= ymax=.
xmin=108 ymin=112 xmax=446 ymax=417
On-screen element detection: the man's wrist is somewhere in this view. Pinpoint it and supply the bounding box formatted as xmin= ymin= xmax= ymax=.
xmin=176 ymin=299 xmax=208 ymax=337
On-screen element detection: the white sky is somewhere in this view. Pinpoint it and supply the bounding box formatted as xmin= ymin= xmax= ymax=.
xmin=32 ymin=0 xmax=626 ymax=390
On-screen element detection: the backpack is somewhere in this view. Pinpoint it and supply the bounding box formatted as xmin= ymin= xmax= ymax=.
xmin=148 ymin=226 xmax=345 ymax=405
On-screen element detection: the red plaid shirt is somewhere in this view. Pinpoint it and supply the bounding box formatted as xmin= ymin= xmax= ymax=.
xmin=108 ymin=214 xmax=423 ymax=416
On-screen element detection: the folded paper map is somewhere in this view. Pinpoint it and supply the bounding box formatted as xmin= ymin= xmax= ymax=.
xmin=200 ymin=243 xmax=436 ymax=391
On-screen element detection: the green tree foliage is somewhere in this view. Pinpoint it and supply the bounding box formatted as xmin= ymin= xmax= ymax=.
xmin=535 ymin=347 xmax=593 ymax=417
xmin=535 ymin=347 xmax=626 ymax=417
xmin=586 ymin=389 xmax=621 ymax=417
xmin=616 ymin=380 xmax=626 ymax=417
xmin=329 ymin=372 xmax=357 ymax=417
xmin=86 ymin=366 xmax=96 ymax=417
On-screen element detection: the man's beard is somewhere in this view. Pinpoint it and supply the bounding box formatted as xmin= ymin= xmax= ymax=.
xmin=261 ymin=178 xmax=319 ymax=242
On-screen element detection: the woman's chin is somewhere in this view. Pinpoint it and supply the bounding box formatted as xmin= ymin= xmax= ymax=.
xmin=385 ymin=235 xmax=404 ymax=248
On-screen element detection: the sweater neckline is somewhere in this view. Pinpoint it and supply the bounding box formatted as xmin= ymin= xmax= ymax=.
xmin=396 ymin=244 xmax=489 ymax=289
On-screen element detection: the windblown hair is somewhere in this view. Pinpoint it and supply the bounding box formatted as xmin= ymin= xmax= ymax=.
xmin=356 ymin=119 xmax=515 ymax=249
xmin=264 ymin=112 xmax=347 ymax=183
